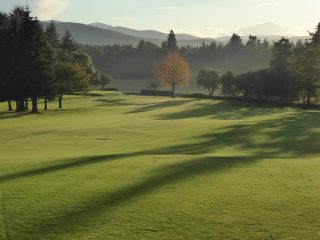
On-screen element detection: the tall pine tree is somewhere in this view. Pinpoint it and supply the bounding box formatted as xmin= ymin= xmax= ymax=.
xmin=61 ymin=30 xmax=78 ymax=52
xmin=0 ymin=12 xmax=12 ymax=111
xmin=167 ymin=30 xmax=178 ymax=53
xmin=46 ymin=20 xmax=60 ymax=48
xmin=16 ymin=7 xmax=55 ymax=112
xmin=8 ymin=7 xmax=27 ymax=111
xmin=309 ymin=23 xmax=320 ymax=47
xmin=270 ymin=37 xmax=295 ymax=100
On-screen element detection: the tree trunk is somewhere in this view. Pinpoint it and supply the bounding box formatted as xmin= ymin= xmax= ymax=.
xmin=44 ymin=98 xmax=48 ymax=110
xmin=15 ymin=101 xmax=19 ymax=112
xmin=307 ymin=95 xmax=311 ymax=105
xmin=8 ymin=100 xmax=12 ymax=112
xmin=171 ymin=85 xmax=176 ymax=98
xmin=209 ymin=88 xmax=214 ymax=96
xmin=16 ymin=100 xmax=25 ymax=112
xmin=25 ymin=99 xmax=29 ymax=110
xmin=59 ymin=95 xmax=63 ymax=109
xmin=31 ymin=97 xmax=38 ymax=113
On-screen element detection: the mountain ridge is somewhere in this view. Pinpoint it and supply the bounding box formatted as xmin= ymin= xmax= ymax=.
xmin=42 ymin=21 xmax=308 ymax=47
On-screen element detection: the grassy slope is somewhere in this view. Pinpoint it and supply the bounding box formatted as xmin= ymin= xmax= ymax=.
xmin=0 ymin=93 xmax=319 ymax=240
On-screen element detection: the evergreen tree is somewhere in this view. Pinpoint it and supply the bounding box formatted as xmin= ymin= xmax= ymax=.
xmin=309 ymin=23 xmax=320 ymax=47
xmin=246 ymin=35 xmax=259 ymax=48
xmin=261 ymin=38 xmax=270 ymax=49
xmin=167 ymin=30 xmax=178 ymax=53
xmin=61 ymin=30 xmax=78 ymax=52
xmin=270 ymin=37 xmax=295 ymax=100
xmin=161 ymin=41 xmax=168 ymax=55
xmin=0 ymin=12 xmax=12 ymax=111
xmin=16 ymin=7 xmax=55 ymax=112
xmin=227 ymin=33 xmax=244 ymax=49
xmin=8 ymin=7 xmax=29 ymax=111
xmin=46 ymin=20 xmax=60 ymax=48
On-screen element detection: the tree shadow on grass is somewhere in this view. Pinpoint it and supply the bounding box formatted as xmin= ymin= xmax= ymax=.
xmin=0 ymin=154 xmax=134 ymax=183
xmin=28 ymin=112 xmax=320 ymax=236
xmin=156 ymin=101 xmax=286 ymax=120
xmin=1 ymin=106 xmax=319 ymax=237
xmin=95 ymin=98 xmax=191 ymax=112
xmin=1 ymin=109 xmax=319 ymax=184
xmin=0 ymin=112 xmax=28 ymax=121
xmin=94 ymin=98 xmax=129 ymax=107
xmin=127 ymin=99 xmax=192 ymax=114
xmin=157 ymin=112 xmax=320 ymax=158
xmin=33 ymin=155 xmax=257 ymax=237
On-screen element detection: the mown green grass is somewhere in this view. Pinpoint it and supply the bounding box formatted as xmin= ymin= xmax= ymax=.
xmin=0 ymin=93 xmax=320 ymax=240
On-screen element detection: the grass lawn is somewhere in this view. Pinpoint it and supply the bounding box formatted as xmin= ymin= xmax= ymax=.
xmin=0 ymin=92 xmax=320 ymax=240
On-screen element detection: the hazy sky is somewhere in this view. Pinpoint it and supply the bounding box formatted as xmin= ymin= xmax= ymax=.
xmin=1 ymin=0 xmax=319 ymax=37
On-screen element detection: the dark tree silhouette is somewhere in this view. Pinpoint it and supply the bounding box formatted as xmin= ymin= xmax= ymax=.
xmin=0 ymin=12 xmax=12 ymax=111
xmin=100 ymin=74 xmax=112 ymax=89
xmin=270 ymin=37 xmax=295 ymax=101
xmin=309 ymin=23 xmax=320 ymax=47
xmin=227 ymin=33 xmax=244 ymax=49
xmin=61 ymin=30 xmax=78 ymax=52
xmin=167 ymin=30 xmax=178 ymax=53
xmin=221 ymin=71 xmax=237 ymax=96
xmin=46 ymin=21 xmax=60 ymax=48
xmin=196 ymin=69 xmax=221 ymax=96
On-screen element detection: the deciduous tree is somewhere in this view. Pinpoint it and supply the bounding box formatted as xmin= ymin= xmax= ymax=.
xmin=154 ymin=53 xmax=190 ymax=97
xmin=196 ymin=69 xmax=221 ymax=96
xmin=289 ymin=46 xmax=320 ymax=104
xmin=221 ymin=71 xmax=237 ymax=96
xmin=54 ymin=63 xmax=90 ymax=109
xmin=100 ymin=74 xmax=112 ymax=89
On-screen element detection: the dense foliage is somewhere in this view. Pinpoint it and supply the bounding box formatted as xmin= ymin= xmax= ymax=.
xmin=192 ymin=25 xmax=320 ymax=105
xmin=82 ymin=34 xmax=271 ymax=79
xmin=0 ymin=7 xmax=101 ymax=112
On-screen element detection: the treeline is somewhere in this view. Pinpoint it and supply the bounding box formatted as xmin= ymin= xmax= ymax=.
xmin=196 ymin=25 xmax=320 ymax=104
xmin=0 ymin=7 xmax=107 ymax=113
xmin=82 ymin=32 xmax=272 ymax=79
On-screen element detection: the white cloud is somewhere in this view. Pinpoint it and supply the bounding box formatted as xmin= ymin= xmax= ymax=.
xmin=33 ymin=0 xmax=71 ymax=20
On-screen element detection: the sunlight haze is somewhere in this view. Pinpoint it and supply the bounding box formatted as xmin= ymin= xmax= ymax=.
xmin=1 ymin=0 xmax=319 ymax=37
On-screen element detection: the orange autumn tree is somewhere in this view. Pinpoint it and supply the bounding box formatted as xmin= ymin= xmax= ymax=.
xmin=154 ymin=53 xmax=191 ymax=97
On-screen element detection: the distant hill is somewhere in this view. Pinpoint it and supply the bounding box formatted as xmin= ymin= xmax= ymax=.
xmin=216 ymin=35 xmax=308 ymax=44
xmin=239 ymin=22 xmax=295 ymax=36
xmin=42 ymin=21 xmax=307 ymax=47
xmin=42 ymin=22 xmax=141 ymax=46
xmin=90 ymin=22 xmax=200 ymax=40
xmin=89 ymin=22 xmax=113 ymax=30
xmin=42 ymin=21 xmax=204 ymax=46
